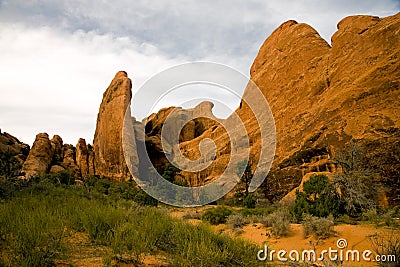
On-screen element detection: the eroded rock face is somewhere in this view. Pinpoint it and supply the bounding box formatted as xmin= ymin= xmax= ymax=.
xmin=51 ymin=135 xmax=63 ymax=165
xmin=240 ymin=13 xmax=400 ymax=205
xmin=144 ymin=101 xmax=221 ymax=177
xmin=0 ymin=130 xmax=30 ymax=177
xmin=93 ymin=71 xmax=133 ymax=181
xmin=60 ymin=144 xmax=80 ymax=176
xmin=145 ymin=13 xmax=400 ymax=205
xmin=20 ymin=133 xmax=54 ymax=179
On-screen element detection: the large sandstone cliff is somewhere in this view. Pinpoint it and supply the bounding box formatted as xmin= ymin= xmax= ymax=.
xmin=143 ymin=13 xmax=400 ymax=205
xmin=247 ymin=14 xmax=400 ymax=205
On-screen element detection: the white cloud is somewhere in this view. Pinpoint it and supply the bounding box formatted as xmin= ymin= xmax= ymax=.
xmin=0 ymin=23 xmax=184 ymax=145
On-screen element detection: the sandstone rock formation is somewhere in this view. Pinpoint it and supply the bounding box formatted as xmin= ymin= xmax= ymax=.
xmin=0 ymin=130 xmax=30 ymax=177
xmin=142 ymin=13 xmax=400 ymax=206
xmin=240 ymin=13 xmax=400 ymax=205
xmin=76 ymin=138 xmax=90 ymax=177
xmin=60 ymin=144 xmax=80 ymax=176
xmin=93 ymin=71 xmax=133 ymax=181
xmin=20 ymin=133 xmax=54 ymax=179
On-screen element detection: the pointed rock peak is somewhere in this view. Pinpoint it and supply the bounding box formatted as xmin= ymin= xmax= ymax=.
xmin=114 ymin=70 xmax=128 ymax=80
xmin=51 ymin=134 xmax=63 ymax=144
xmin=279 ymin=20 xmax=298 ymax=29
xmin=193 ymin=101 xmax=215 ymax=117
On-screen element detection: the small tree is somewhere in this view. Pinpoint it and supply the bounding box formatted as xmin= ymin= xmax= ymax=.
xmin=333 ymin=142 xmax=377 ymax=216
xmin=161 ymin=163 xmax=180 ymax=183
xmin=236 ymin=160 xmax=252 ymax=197
xmin=292 ymin=174 xmax=341 ymax=222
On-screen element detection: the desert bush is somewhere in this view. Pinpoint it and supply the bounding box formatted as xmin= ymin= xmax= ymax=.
xmin=362 ymin=208 xmax=380 ymax=224
xmin=243 ymin=193 xmax=257 ymax=208
xmin=381 ymin=210 xmax=399 ymax=228
xmin=201 ymin=206 xmax=233 ymax=225
xmin=368 ymin=231 xmax=400 ymax=267
xmin=239 ymin=206 xmax=276 ymax=217
xmin=292 ymin=174 xmax=341 ymax=222
xmin=226 ymin=213 xmax=250 ymax=229
xmin=333 ymin=142 xmax=378 ymax=216
xmin=302 ymin=214 xmax=334 ymax=239
xmin=269 ymin=208 xmax=292 ymax=237
xmin=182 ymin=210 xmax=202 ymax=220
xmin=335 ymin=214 xmax=357 ymax=225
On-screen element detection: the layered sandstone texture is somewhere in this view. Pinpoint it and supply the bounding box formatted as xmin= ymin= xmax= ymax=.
xmin=240 ymin=14 xmax=400 ymax=204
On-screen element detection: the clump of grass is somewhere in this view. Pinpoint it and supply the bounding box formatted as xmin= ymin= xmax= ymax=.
xmin=302 ymin=214 xmax=335 ymax=239
xmin=226 ymin=213 xmax=250 ymax=229
xmin=182 ymin=210 xmax=202 ymax=220
xmin=201 ymin=206 xmax=233 ymax=225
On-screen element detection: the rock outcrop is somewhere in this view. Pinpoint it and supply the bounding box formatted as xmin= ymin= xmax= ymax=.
xmin=8 ymin=13 xmax=399 ymax=207
xmin=76 ymin=138 xmax=90 ymax=177
xmin=143 ymin=13 xmax=400 ymax=205
xmin=240 ymin=13 xmax=400 ymax=205
xmin=0 ymin=130 xmax=30 ymax=177
xmin=20 ymin=133 xmax=54 ymax=179
xmin=93 ymin=71 xmax=133 ymax=181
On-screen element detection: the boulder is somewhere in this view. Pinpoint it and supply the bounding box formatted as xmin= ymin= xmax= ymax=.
xmin=20 ymin=133 xmax=54 ymax=179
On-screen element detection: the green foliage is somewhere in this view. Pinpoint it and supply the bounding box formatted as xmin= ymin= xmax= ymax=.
xmin=201 ymin=206 xmax=233 ymax=225
xmin=0 ymin=148 xmax=21 ymax=178
xmin=161 ymin=162 xmax=180 ymax=183
xmin=235 ymin=160 xmax=254 ymax=206
xmin=292 ymin=174 xmax=341 ymax=222
xmin=0 ymin=176 xmax=262 ymax=266
xmin=243 ymin=193 xmax=257 ymax=208
xmin=302 ymin=214 xmax=334 ymax=239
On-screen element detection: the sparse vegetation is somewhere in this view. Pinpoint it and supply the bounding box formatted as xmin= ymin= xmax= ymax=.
xmin=302 ymin=214 xmax=335 ymax=239
xmin=226 ymin=213 xmax=250 ymax=229
xmin=368 ymin=231 xmax=400 ymax=267
xmin=268 ymin=208 xmax=292 ymax=238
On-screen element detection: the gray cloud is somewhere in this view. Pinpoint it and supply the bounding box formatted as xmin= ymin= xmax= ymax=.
xmin=0 ymin=0 xmax=399 ymax=144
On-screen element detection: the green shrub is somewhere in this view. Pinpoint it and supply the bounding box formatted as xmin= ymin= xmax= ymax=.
xmin=292 ymin=174 xmax=341 ymax=222
xmin=201 ymin=206 xmax=233 ymax=225
xmin=302 ymin=214 xmax=334 ymax=239
xmin=362 ymin=208 xmax=380 ymax=224
xmin=336 ymin=214 xmax=357 ymax=225
xmin=243 ymin=193 xmax=257 ymax=208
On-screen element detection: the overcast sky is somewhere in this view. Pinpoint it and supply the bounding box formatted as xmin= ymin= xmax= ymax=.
xmin=0 ymin=0 xmax=399 ymax=145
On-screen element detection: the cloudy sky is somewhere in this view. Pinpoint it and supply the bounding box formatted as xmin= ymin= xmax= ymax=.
xmin=0 ymin=0 xmax=399 ymax=145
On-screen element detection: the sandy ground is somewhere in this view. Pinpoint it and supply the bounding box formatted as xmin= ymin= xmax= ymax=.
xmin=171 ymin=209 xmax=399 ymax=267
